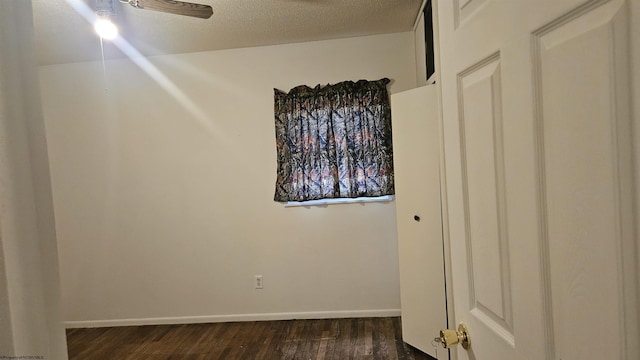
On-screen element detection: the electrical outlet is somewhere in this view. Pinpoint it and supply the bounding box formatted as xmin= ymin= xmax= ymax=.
xmin=255 ymin=275 xmax=263 ymax=289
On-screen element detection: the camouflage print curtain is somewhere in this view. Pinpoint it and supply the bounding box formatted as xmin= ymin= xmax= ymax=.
xmin=273 ymin=78 xmax=394 ymax=202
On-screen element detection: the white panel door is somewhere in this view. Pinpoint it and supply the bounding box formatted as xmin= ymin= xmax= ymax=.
xmin=437 ymin=0 xmax=638 ymax=359
xmin=392 ymin=85 xmax=447 ymax=359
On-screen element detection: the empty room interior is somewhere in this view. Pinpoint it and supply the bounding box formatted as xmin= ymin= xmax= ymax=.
xmin=1 ymin=0 xmax=639 ymax=359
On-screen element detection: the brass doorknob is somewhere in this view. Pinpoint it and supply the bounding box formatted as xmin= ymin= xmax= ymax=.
xmin=438 ymin=323 xmax=470 ymax=349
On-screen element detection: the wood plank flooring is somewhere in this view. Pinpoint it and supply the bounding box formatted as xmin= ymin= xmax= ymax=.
xmin=66 ymin=317 xmax=436 ymax=360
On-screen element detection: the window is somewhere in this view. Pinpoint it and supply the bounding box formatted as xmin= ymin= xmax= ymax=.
xmin=273 ymin=78 xmax=394 ymax=203
xmin=424 ymin=0 xmax=435 ymax=81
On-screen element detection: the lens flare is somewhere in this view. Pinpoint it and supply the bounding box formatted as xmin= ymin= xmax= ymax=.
xmin=94 ymin=18 xmax=118 ymax=40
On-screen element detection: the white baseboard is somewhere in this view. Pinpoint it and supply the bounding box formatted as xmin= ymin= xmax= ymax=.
xmin=64 ymin=309 xmax=401 ymax=328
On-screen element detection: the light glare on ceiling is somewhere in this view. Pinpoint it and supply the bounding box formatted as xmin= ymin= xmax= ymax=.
xmin=94 ymin=17 xmax=118 ymax=40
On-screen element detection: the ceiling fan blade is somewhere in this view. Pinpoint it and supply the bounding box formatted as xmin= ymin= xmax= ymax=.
xmin=131 ymin=0 xmax=213 ymax=19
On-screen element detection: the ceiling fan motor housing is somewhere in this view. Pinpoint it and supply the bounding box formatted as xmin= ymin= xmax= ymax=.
xmin=94 ymin=0 xmax=116 ymax=17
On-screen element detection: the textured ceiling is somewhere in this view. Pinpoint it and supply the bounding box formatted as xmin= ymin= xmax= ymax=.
xmin=33 ymin=0 xmax=424 ymax=65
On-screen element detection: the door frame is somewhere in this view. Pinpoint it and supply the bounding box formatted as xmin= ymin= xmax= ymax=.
xmin=430 ymin=1 xmax=459 ymax=359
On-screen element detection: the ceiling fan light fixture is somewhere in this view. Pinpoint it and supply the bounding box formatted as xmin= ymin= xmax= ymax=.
xmin=94 ymin=15 xmax=119 ymax=40
xmin=93 ymin=0 xmax=119 ymax=40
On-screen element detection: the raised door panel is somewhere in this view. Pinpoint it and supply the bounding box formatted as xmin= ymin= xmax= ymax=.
xmin=454 ymin=0 xmax=488 ymax=28
xmin=457 ymin=54 xmax=513 ymax=345
xmin=533 ymin=2 xmax=636 ymax=358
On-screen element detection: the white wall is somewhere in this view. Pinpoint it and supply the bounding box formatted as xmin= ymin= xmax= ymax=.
xmin=0 ymin=1 xmax=67 ymax=358
xmin=38 ymin=32 xmax=418 ymax=326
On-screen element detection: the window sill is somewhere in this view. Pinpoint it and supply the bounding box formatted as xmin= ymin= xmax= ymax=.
xmin=282 ymin=195 xmax=394 ymax=208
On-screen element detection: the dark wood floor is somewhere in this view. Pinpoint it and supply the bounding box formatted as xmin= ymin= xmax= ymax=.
xmin=66 ymin=317 xmax=436 ymax=360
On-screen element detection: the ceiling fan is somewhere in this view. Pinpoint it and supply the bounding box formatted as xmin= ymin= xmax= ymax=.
xmin=92 ymin=0 xmax=212 ymax=39
xmin=118 ymin=0 xmax=213 ymax=19
xmin=120 ymin=0 xmax=218 ymax=19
